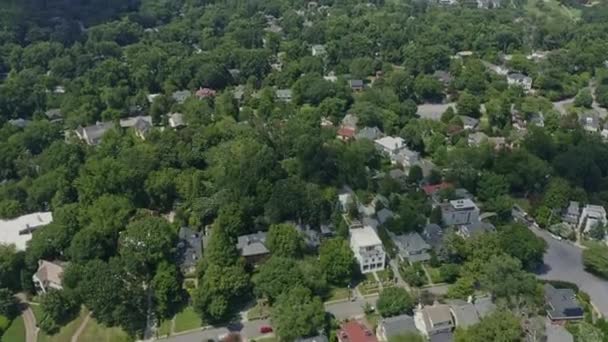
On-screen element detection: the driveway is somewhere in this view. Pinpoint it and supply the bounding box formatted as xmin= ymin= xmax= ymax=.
xmin=529 ymin=224 xmax=608 ymax=316
xmin=417 ymin=103 xmax=455 ymax=121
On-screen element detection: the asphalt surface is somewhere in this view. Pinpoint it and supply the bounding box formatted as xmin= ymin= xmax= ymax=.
xmin=530 ymin=224 xmax=608 ymax=316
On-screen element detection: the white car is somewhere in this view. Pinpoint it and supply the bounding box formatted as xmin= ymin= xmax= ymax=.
xmin=550 ymin=233 xmax=562 ymax=241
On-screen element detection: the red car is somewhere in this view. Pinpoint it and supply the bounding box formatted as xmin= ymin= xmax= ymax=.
xmin=260 ymin=325 xmax=273 ymax=334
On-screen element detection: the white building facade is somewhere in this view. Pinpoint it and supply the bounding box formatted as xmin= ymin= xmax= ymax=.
xmin=349 ymin=226 xmax=386 ymax=274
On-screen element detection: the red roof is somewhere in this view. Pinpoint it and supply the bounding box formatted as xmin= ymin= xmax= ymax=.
xmin=421 ymin=182 xmax=452 ymax=196
xmin=196 ymin=87 xmax=217 ymax=98
xmin=337 ymin=126 xmax=356 ymax=138
xmin=337 ymin=321 xmax=377 ymax=342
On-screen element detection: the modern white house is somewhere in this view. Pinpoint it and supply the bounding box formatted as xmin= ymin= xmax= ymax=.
xmin=578 ymin=204 xmax=607 ymax=234
xmin=349 ymin=226 xmax=386 ymax=274
xmin=0 ymin=212 xmax=53 ymax=250
xmin=374 ymin=136 xmax=405 ymax=159
xmin=32 ymin=260 xmax=65 ymax=294
xmin=441 ymin=199 xmax=480 ymax=227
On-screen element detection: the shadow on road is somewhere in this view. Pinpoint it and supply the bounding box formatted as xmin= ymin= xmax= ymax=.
xmin=534 ymin=263 xmax=552 ymax=276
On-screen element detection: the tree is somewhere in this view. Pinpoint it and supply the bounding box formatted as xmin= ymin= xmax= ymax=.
xmin=454 ymin=310 xmax=522 ymax=342
xmin=271 ymin=286 xmax=325 ymax=342
xmin=376 ymin=287 xmax=414 ymax=317
xmin=574 ymin=88 xmax=593 ymax=108
xmin=204 ymin=225 xmax=239 ymax=267
xmin=38 ymin=290 xmax=79 ymax=334
xmin=152 ymin=262 xmax=184 ymax=319
xmin=583 ymin=243 xmax=608 ymax=279
xmin=253 ymin=257 xmax=304 ymax=302
xmin=407 ymin=165 xmax=423 ymax=184
xmin=0 ymin=245 xmax=24 ymax=291
xmin=477 ymin=172 xmax=508 ymax=202
xmin=266 ymin=224 xmax=304 ymax=258
xmin=456 ymin=91 xmax=481 ymax=118
xmin=119 ymin=217 xmax=176 ymax=276
xmin=0 ymin=289 xmax=18 ymax=319
xmin=318 ymin=238 xmax=355 ymax=286
xmin=498 ymin=224 xmax=547 ymax=270
xmin=480 ymin=254 xmax=541 ymax=306
xmin=589 ymin=223 xmax=606 ymax=241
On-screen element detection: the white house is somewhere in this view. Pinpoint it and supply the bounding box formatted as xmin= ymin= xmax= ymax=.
xmin=32 ymin=260 xmax=65 ymax=294
xmin=578 ymin=204 xmax=607 ymax=234
xmin=0 ymin=212 xmax=53 ymax=250
xmin=349 ymin=226 xmax=386 ymax=274
xmin=374 ymin=136 xmax=405 ymax=158
xmin=507 ymin=73 xmax=533 ymax=91
xmin=441 ymin=199 xmax=480 ymax=227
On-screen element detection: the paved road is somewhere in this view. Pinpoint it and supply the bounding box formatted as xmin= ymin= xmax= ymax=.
xmin=16 ymin=294 xmax=38 ymax=342
xmin=529 ymin=224 xmax=608 ymax=316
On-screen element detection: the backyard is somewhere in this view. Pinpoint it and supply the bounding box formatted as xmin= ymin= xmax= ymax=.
xmin=1 ymin=316 xmax=24 ymax=342
xmin=77 ymin=318 xmax=132 ymax=342
xmin=37 ymin=308 xmax=89 ymax=342
xmin=173 ymin=306 xmax=203 ymax=333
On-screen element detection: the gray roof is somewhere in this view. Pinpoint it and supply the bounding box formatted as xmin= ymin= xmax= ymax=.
xmin=393 ymin=232 xmax=431 ymax=261
xmin=460 ymin=116 xmax=479 ymax=129
xmin=448 ymin=300 xmax=480 ymax=328
xmin=473 ymin=296 xmax=495 ymax=318
xmin=236 ymin=232 xmax=269 ymax=257
xmin=362 ymin=217 xmax=379 ymax=230
xmin=508 ymin=72 xmax=531 ymax=81
xmin=389 ymin=169 xmax=406 ymax=179
xmin=133 ymin=117 xmax=153 ymax=134
xmin=580 ymin=112 xmax=600 ymax=130
xmin=544 ymin=284 xmax=584 ymax=320
xmin=423 ymin=224 xmax=444 ymax=250
xmin=45 ymin=109 xmax=63 ymax=119
xmin=76 ymin=121 xmax=115 ymax=145
xmin=8 ymin=118 xmax=31 ymax=128
xmin=177 ymin=227 xmax=202 ymax=270
xmin=296 ymin=224 xmax=321 ymax=248
xmin=356 ymin=126 xmax=383 ymax=141
xmin=377 ymin=208 xmax=394 ymax=225
xmin=172 ymin=90 xmax=192 ymax=104
xmin=276 ymin=89 xmax=292 ymax=100
xmin=433 ymin=71 xmax=452 ymax=84
xmin=379 ymin=314 xmax=417 ymax=338
xmin=350 ymin=79 xmax=364 ymax=88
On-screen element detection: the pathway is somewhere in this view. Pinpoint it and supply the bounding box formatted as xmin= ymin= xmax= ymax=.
xmin=16 ymin=294 xmax=38 ymax=342
xmin=71 ymin=312 xmax=91 ymax=342
xmin=372 ymin=272 xmax=384 ymax=291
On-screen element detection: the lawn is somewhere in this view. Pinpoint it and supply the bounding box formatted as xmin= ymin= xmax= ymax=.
xmin=157 ymin=319 xmax=172 ymax=337
xmin=77 ymin=318 xmax=132 ymax=342
xmin=173 ymin=306 xmax=203 ymax=333
xmin=376 ymin=269 xmax=394 ymax=284
xmin=426 ymin=266 xmax=443 ymax=284
xmin=1 ymin=316 xmax=25 ymax=342
xmin=247 ymin=301 xmax=271 ymax=321
xmin=38 ymin=308 xmax=89 ymax=342
xmin=325 ymin=287 xmax=351 ymax=302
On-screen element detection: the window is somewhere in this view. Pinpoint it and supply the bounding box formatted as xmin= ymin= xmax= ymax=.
xmin=363 ymin=265 xmax=369 ymax=271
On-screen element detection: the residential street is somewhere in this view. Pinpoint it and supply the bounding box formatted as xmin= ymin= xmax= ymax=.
xmin=529 ymin=224 xmax=608 ymax=316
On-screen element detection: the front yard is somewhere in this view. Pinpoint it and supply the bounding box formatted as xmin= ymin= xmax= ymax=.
xmin=77 ymin=318 xmax=132 ymax=342
xmin=1 ymin=315 xmax=24 ymax=342
xmin=173 ymin=306 xmax=203 ymax=333
xmin=38 ymin=308 xmax=89 ymax=342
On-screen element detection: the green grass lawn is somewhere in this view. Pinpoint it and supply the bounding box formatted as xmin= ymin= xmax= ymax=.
xmin=173 ymin=306 xmax=203 ymax=333
xmin=247 ymin=302 xmax=271 ymax=321
xmin=157 ymin=319 xmax=172 ymax=337
xmin=376 ymin=269 xmax=394 ymax=284
xmin=77 ymin=318 xmax=132 ymax=342
xmin=1 ymin=316 xmax=25 ymax=342
xmin=38 ymin=308 xmax=89 ymax=342
xmin=30 ymin=304 xmax=43 ymax=322
xmin=326 ymin=287 xmax=351 ymax=302
xmin=525 ymin=0 xmax=581 ymax=20
xmin=426 ymin=266 xmax=443 ymax=284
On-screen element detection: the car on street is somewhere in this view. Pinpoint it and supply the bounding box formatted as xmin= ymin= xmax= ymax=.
xmin=260 ymin=325 xmax=273 ymax=334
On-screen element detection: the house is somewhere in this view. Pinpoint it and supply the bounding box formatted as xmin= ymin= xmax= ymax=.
xmin=276 ymin=89 xmax=293 ymax=103
xmin=321 ymin=117 xmax=334 ymax=128
xmin=414 ymin=304 xmax=454 ymax=337
xmin=377 ymin=208 xmax=394 ymax=225
xmin=441 ymin=199 xmax=480 ymax=228
xmin=311 ymin=44 xmax=327 ymax=57
xmin=338 ymin=187 xmax=355 ymax=212
xmin=342 ymin=114 xmax=359 ymax=129
xmin=119 ymin=116 xmax=153 ymax=140
xmin=337 ymin=126 xmax=356 ymax=141
xmin=394 ymin=148 xmax=420 ymax=169
xmin=0 ymin=212 xmax=53 ymax=251
xmin=482 ymin=61 xmax=509 ymax=76
xmin=45 ymin=109 xmax=63 ymax=121
xmin=172 ymin=90 xmax=192 ymax=104
xmin=337 ymin=321 xmax=377 ymax=342
xmin=356 ymin=127 xmax=383 ymax=141
xmin=467 ymin=132 xmax=488 ymax=147
xmin=433 ymin=71 xmax=453 ymax=86
xmin=507 ymin=73 xmax=533 ymax=91
xmin=447 ymin=300 xmax=479 ymax=328
xmin=236 ymin=232 xmax=270 ymax=265
xmin=455 ymin=51 xmax=474 ymax=59
xmin=177 ymin=227 xmax=202 ymax=274
xmin=376 ymin=315 xmax=418 ymax=342
xmin=349 ymin=225 xmax=386 ymax=274
xmin=147 ymin=93 xmax=161 ymax=103
xmin=544 ymin=284 xmax=584 ymax=323
xmin=350 ymin=79 xmax=365 ymax=92
xmin=196 ymin=87 xmax=217 ymax=99
xmin=32 ymin=260 xmax=65 ymax=294
xmin=392 ymin=232 xmax=431 ymax=263
xmin=324 ymin=71 xmax=338 ymax=82
xmin=562 ymin=201 xmax=580 ymax=225
xmin=422 ymin=182 xmax=453 ymax=197
xmin=472 ymin=296 xmax=496 ymax=318
xmin=580 ymin=112 xmax=601 ymax=132
xmin=389 ymin=169 xmax=406 ymax=180
xmin=375 ymin=136 xmax=405 ymax=158
xmin=422 ymin=224 xmax=444 ymax=251
xmin=457 ymin=221 xmax=495 ymax=239
xmin=529 ymin=112 xmax=545 ymax=128
xmin=460 ymin=116 xmax=479 ymax=130
xmin=74 ymin=121 xmax=114 ymax=146
xmin=8 ymin=118 xmax=31 ymax=128
xmin=296 ymin=224 xmax=322 ymax=249
xmin=578 ymin=204 xmax=607 ymax=234
xmin=168 ymin=112 xmax=186 ymax=129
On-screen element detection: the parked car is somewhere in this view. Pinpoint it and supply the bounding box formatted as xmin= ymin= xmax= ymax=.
xmin=260 ymin=325 xmax=273 ymax=334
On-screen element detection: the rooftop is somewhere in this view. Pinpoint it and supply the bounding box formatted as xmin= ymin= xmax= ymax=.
xmin=350 ymin=226 xmax=382 ymax=247
xmin=338 ymin=321 xmax=377 ymax=342
xmin=177 ymin=227 xmax=202 ymax=270
xmin=375 ymin=136 xmax=405 ymax=151
xmin=35 ymin=260 xmax=64 ymax=286
xmin=378 ymin=314 xmax=417 ymax=338
xmin=447 ymin=300 xmax=480 ymax=328
xmin=236 ymin=232 xmax=269 ymax=257
xmin=544 ymin=284 xmax=584 ymax=320
xmin=0 ymin=212 xmax=53 ymax=250
xmin=449 ymin=199 xmax=477 ymax=210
